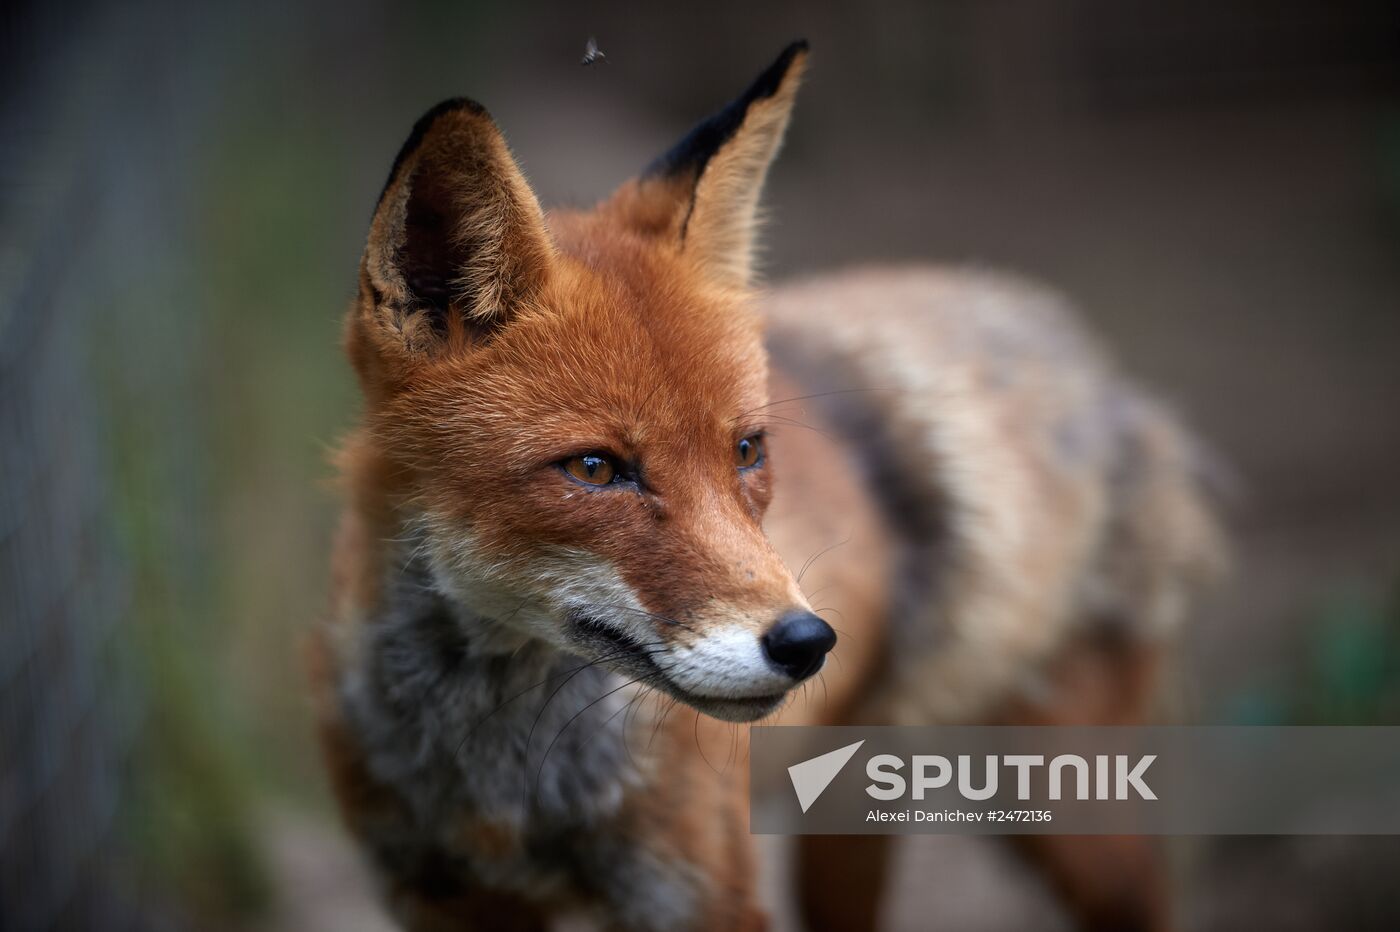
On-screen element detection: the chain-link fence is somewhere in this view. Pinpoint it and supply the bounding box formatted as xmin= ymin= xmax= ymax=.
xmin=0 ymin=175 xmax=142 ymax=930
xmin=0 ymin=3 xmax=221 ymax=928
xmin=0 ymin=4 xmax=144 ymax=920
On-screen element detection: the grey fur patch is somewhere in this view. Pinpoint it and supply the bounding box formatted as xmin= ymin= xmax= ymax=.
xmin=336 ymin=539 xmax=706 ymax=926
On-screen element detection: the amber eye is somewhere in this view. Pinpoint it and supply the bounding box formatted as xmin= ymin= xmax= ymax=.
xmin=563 ymin=454 xmax=617 ymax=486
xmin=736 ymin=435 xmax=763 ymax=469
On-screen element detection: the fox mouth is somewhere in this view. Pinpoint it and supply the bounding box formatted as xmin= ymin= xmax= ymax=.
xmin=567 ymin=613 xmax=789 ymax=722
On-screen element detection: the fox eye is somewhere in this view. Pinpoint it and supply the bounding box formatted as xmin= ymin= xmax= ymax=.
xmin=736 ymin=435 xmax=763 ymax=469
xmin=562 ymin=454 xmax=618 ymax=486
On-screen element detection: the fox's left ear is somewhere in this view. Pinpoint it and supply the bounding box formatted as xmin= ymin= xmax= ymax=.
xmin=606 ymin=41 xmax=808 ymax=289
xmin=356 ymin=99 xmax=554 ymax=375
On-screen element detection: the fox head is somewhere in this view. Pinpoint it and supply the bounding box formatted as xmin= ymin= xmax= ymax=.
xmin=345 ymin=42 xmax=831 ymax=722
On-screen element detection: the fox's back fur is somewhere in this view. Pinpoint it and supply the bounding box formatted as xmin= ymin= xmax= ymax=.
xmin=763 ymin=266 xmax=1224 ymax=724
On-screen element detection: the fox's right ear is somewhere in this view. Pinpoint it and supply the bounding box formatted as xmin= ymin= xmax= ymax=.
xmin=603 ymin=41 xmax=808 ymax=291
xmin=352 ymin=98 xmax=553 ymax=384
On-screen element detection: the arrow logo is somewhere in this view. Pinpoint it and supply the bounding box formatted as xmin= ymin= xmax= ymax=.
xmin=788 ymin=740 xmax=865 ymax=813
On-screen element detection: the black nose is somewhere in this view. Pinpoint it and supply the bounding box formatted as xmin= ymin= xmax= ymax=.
xmin=762 ymin=611 xmax=837 ymax=681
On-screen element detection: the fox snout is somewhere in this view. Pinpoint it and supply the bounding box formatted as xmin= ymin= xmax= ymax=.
xmin=566 ymin=599 xmax=836 ymax=723
xmin=638 ymin=607 xmax=836 ymax=723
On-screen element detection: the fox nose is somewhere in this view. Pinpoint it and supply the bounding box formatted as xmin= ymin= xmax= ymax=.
xmin=762 ymin=611 xmax=837 ymax=681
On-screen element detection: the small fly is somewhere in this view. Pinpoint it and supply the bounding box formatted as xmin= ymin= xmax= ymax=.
xmin=581 ymin=37 xmax=607 ymax=66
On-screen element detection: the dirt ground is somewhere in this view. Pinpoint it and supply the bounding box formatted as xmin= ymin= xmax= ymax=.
xmin=262 ymin=816 xmax=1400 ymax=930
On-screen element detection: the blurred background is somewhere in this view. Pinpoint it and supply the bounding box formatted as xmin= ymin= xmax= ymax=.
xmin=2 ymin=0 xmax=1398 ymax=929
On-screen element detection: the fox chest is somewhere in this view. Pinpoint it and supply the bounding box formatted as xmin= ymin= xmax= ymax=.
xmin=338 ymin=706 xmax=703 ymax=927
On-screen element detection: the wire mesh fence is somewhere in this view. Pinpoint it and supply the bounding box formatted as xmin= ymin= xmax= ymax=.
xmin=0 ymin=170 xmax=144 ymax=931
xmin=0 ymin=3 xmax=212 ymax=927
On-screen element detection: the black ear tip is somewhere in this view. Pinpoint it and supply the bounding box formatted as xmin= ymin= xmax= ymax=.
xmin=751 ymin=40 xmax=809 ymax=98
xmin=643 ymin=40 xmax=809 ymax=181
xmin=775 ymin=39 xmax=810 ymax=73
xmin=375 ymin=97 xmax=493 ymax=212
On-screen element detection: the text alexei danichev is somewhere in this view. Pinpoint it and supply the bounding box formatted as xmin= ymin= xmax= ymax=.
xmin=866 ymin=809 xmax=1053 ymax=823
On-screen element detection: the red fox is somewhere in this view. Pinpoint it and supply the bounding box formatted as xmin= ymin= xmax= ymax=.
xmin=310 ymin=40 xmax=1225 ymax=932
